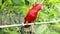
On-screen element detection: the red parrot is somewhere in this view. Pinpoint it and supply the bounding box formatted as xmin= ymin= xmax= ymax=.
xmin=24 ymin=4 xmax=43 ymax=28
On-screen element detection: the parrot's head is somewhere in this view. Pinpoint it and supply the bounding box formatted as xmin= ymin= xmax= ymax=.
xmin=32 ymin=4 xmax=43 ymax=11
xmin=36 ymin=4 xmax=43 ymax=11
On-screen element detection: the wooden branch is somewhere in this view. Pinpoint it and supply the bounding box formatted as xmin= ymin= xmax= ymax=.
xmin=0 ymin=20 xmax=60 ymax=28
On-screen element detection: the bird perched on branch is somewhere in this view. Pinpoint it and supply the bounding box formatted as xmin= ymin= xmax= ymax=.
xmin=24 ymin=4 xmax=43 ymax=28
xmin=20 ymin=4 xmax=43 ymax=34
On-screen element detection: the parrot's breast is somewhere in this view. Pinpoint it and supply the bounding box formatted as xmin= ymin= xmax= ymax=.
xmin=25 ymin=9 xmax=38 ymax=21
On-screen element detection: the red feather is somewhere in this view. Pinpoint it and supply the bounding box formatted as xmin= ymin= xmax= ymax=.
xmin=24 ymin=4 xmax=43 ymax=28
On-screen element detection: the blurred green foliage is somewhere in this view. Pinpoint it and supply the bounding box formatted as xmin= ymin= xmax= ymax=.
xmin=0 ymin=0 xmax=60 ymax=34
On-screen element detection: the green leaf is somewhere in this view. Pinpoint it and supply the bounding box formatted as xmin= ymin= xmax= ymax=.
xmin=12 ymin=0 xmax=24 ymax=6
xmin=49 ymin=0 xmax=60 ymax=3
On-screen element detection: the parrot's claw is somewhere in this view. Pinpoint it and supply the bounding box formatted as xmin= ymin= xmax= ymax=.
xmin=34 ymin=23 xmax=36 ymax=25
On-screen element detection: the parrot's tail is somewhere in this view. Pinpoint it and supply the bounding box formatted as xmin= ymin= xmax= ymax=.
xmin=24 ymin=19 xmax=31 ymax=28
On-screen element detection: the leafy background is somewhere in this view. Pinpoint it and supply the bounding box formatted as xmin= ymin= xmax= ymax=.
xmin=0 ymin=0 xmax=60 ymax=34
